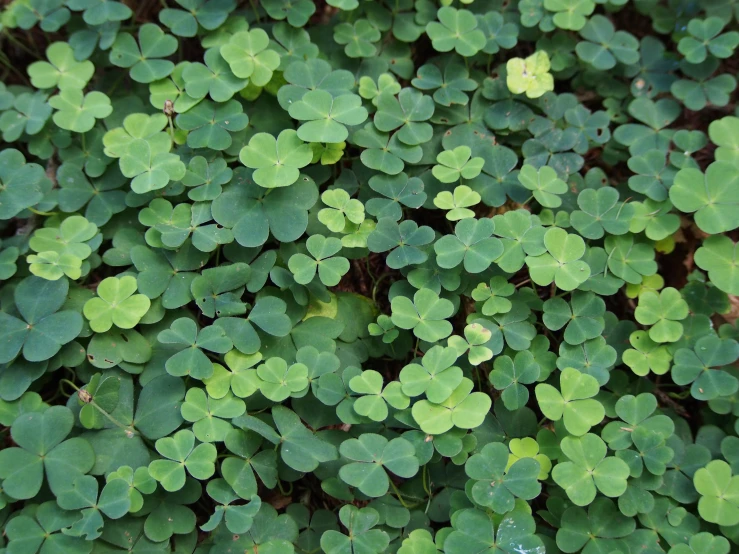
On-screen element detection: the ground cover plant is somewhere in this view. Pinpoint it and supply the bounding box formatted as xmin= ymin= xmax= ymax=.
xmin=0 ymin=0 xmax=738 ymax=552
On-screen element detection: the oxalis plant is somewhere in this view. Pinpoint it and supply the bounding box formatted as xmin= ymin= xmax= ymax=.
xmin=0 ymin=0 xmax=738 ymax=553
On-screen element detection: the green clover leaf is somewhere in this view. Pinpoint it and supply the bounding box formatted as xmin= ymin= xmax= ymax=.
xmin=489 ymin=351 xmax=540 ymax=410
xmin=148 ymin=429 xmax=217 ymax=491
xmin=83 ymin=275 xmax=151 ymax=333
xmin=110 ymin=23 xmax=178 ymax=83
xmin=552 ymin=433 xmax=630 ymax=506
xmin=695 ymin=460 xmax=739 ymax=526
xmin=0 ymin=406 xmax=94 ymax=499
xmin=426 ymin=7 xmax=486 ymax=56
xmin=239 ymin=129 xmax=312 ymax=189
xmin=0 ymin=276 xmax=83 ymax=364
xmin=465 ymin=442 xmax=541 ymax=513
xmin=526 ymin=227 xmax=591 ymax=291
xmin=289 ymin=90 xmax=368 ymax=143
xmin=50 ymin=89 xmax=112 ymax=133
xmin=220 ymin=29 xmax=281 ymax=85
xmin=535 ymin=367 xmax=604 ymax=435
xmin=28 ymin=42 xmax=94 ymax=91
xmin=634 ymin=287 xmax=689 ymax=343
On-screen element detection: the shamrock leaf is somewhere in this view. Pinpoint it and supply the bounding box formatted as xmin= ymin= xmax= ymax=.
xmin=433 ymin=185 xmax=482 ymax=220
xmin=374 ymin=88 xmax=434 ymax=145
xmin=349 ymin=370 xmax=409 ymax=421
xmin=83 ymin=275 xmax=151 ymax=333
xmin=0 ymin=406 xmax=94 ymax=499
xmin=670 ymin=161 xmax=739 ymax=234
xmin=412 ymin=63 xmax=477 ymax=106
xmin=321 ymin=506 xmax=389 ymax=554
xmin=400 ymin=346 xmax=462 ymax=403
xmin=110 ymin=23 xmax=178 ymax=82
xmin=28 ymin=42 xmax=94 ymax=91
xmin=159 ymin=0 xmax=235 ymax=37
xmin=50 ymin=90 xmax=112 ymax=133
xmin=56 ymin=474 xmax=131 ymax=540
xmin=694 ymin=460 xmax=739 ymax=526
xmin=544 ymin=0 xmax=594 ymax=30
xmin=289 ymin=90 xmax=368 ymax=143
xmin=507 ymin=51 xmax=554 ymax=98
xmin=672 ymin=335 xmax=739 ymax=400
xmin=236 ymin=406 xmax=338 ymax=472
xmin=432 ymin=146 xmax=484 ymax=184
xmin=0 ymin=149 xmax=48 ymax=220
xmin=426 ymin=7 xmax=486 ymax=56
xmin=471 ymin=276 xmax=515 ymax=316
xmin=391 ymin=288 xmax=454 ymax=342
xmin=257 ymin=357 xmax=309 ymax=402
xmin=339 ymin=434 xmax=419 ymax=497
xmin=489 ymin=351 xmax=540 ymax=410
xmin=518 ymin=164 xmax=567 ymax=208
xmin=526 ymin=227 xmax=591 ymax=291
xmin=239 ymin=130 xmax=312 ymax=189
xmin=176 ymin=99 xmax=249 ymax=151
xmin=181 ymin=388 xmax=245 ymax=442
xmin=465 ymin=442 xmax=541 ymax=513
xmin=552 ymin=433 xmax=630 ymax=506
xmin=535 ymin=367 xmax=604 ymax=435
xmin=318 ymin=189 xmax=365 ymax=232
xmin=4 ymin=502 xmax=91 ymax=554
xmin=212 ymin=169 xmax=318 ymax=247
xmin=0 ymin=276 xmax=82 ymax=364
xmin=434 ymin=218 xmax=503 ymax=273
xmin=575 ymin=15 xmax=639 ymax=70
xmin=220 ymin=29 xmax=281 ymax=86
xmin=634 ymin=287 xmax=689 ymax=343
xmin=677 ymin=17 xmax=739 ymax=63
xmin=411 ymin=378 xmax=491 ymax=435
xmin=623 ymin=331 xmax=672 ymax=377
xmin=367 ymin=218 xmax=435 ymax=269
xmin=556 ymin=498 xmax=635 ymax=554
xmin=288 ymin=235 xmax=349 ymax=287
xmin=182 ymin=48 xmax=247 ymax=102
xmin=571 ymin=187 xmax=633 ymax=239
xmin=67 ymin=0 xmax=132 ymax=25
xmin=444 ymin=509 xmax=544 ymax=554
xmin=695 ymin=235 xmax=739 ymax=295
xmin=448 ymin=323 xmax=494 ymax=365
xmin=149 ymin=429 xmax=217 ymax=491
xmin=334 ymin=20 xmax=381 ymax=58
xmin=158 ymin=318 xmax=233 ymax=379
xmin=543 ymin=292 xmax=605 ymax=345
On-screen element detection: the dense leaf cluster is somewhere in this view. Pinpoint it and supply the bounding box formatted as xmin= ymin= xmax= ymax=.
xmin=0 ymin=0 xmax=738 ymax=553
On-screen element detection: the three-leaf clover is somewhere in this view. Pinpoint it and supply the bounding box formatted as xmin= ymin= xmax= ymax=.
xmin=507 ymin=51 xmax=554 ymax=98
xmin=465 ymin=442 xmax=541 ymax=513
xmin=670 ymin=161 xmax=739 ymax=234
xmin=158 ymin=318 xmax=233 ymax=379
xmin=0 ymin=276 xmax=83 ymax=364
xmin=535 ymin=367 xmax=604 ymax=435
xmin=391 ymin=288 xmax=454 ymax=342
xmin=634 ymin=287 xmax=689 ymax=343
xmin=320 ymin=506 xmax=389 ymax=554
xmin=677 ymin=17 xmax=739 ymax=63
xmin=239 ymin=130 xmax=312 ymax=189
xmin=526 ymin=227 xmax=591 ymax=290
xmin=176 ymin=99 xmax=249 ymax=150
xmin=339 ymin=434 xmax=419 ymax=497
xmin=426 ymin=7 xmax=486 ymax=56
xmin=289 ymin=90 xmax=368 ymax=143
xmin=367 ymin=218 xmax=435 ymax=269
xmin=83 ymin=275 xmax=151 ymax=333
xmin=552 ymin=433 xmax=630 ymax=506
xmin=433 ymin=185 xmax=482 ymax=220
xmin=110 ymin=23 xmax=178 ymax=83
xmin=28 ymin=42 xmax=94 ymax=90
xmin=148 ymin=429 xmax=217 ymax=491
xmin=288 ymin=235 xmax=350 ymax=287
xmin=50 ymin=90 xmax=112 ymax=133
xmin=0 ymin=406 xmax=94 ymax=499
xmin=434 ymin=218 xmax=503 ymax=273
xmin=432 ymin=146 xmax=484 ymax=183
xmin=489 ymin=351 xmax=540 ymax=410
xmin=411 ymin=378 xmax=491 ymax=435
xmin=518 ymin=164 xmax=568 ymax=208
xmin=694 ymin=460 xmax=739 ymax=526
xmin=220 ymin=29 xmax=281 ymax=86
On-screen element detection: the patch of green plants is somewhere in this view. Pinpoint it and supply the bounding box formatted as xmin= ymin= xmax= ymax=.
xmin=0 ymin=0 xmax=738 ymax=553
